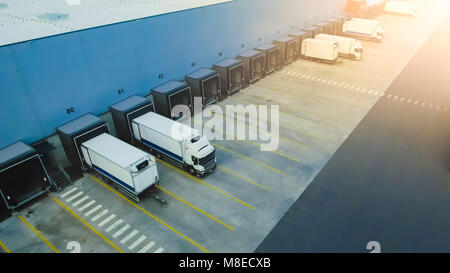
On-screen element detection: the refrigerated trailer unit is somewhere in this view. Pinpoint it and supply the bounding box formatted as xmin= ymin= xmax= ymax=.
xmin=384 ymin=0 xmax=417 ymax=17
xmin=0 ymin=142 xmax=52 ymax=212
xmin=273 ymin=36 xmax=298 ymax=65
xmin=289 ymin=31 xmax=312 ymax=58
xmin=151 ymin=80 xmax=192 ymax=120
xmin=236 ymin=49 xmax=266 ymax=87
xmin=132 ymin=112 xmax=216 ymax=176
xmin=254 ymin=43 xmax=281 ymax=75
xmin=213 ymin=58 xmax=245 ymax=100
xmin=315 ymin=34 xmax=363 ymax=60
xmin=57 ymin=113 xmax=110 ymax=169
xmin=81 ymin=133 xmax=159 ymax=201
xmin=301 ymin=38 xmax=339 ymax=63
xmin=110 ymin=95 xmax=153 ymax=144
xmin=185 ymin=68 xmax=220 ymax=109
xmin=342 ymin=18 xmax=384 ymax=42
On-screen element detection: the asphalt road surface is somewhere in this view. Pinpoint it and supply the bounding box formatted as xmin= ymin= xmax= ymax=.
xmin=256 ymin=13 xmax=450 ymax=253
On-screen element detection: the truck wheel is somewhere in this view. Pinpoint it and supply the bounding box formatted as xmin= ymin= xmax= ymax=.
xmin=189 ymin=168 xmax=195 ymax=175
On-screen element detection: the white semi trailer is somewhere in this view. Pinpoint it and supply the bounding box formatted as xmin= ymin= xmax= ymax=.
xmin=315 ymin=33 xmax=363 ymax=60
xmin=132 ymin=112 xmax=216 ymax=176
xmin=301 ymin=38 xmax=339 ymax=63
xmin=384 ymin=1 xmax=417 ymax=17
xmin=342 ymin=18 xmax=384 ymax=42
xmin=81 ymin=133 xmax=159 ymax=200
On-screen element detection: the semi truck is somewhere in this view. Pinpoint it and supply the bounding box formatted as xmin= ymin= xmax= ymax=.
xmin=342 ymin=18 xmax=384 ymax=42
xmin=132 ymin=112 xmax=216 ymax=176
xmin=384 ymin=0 xmax=417 ymax=17
xmin=301 ymin=38 xmax=339 ymax=63
xmin=315 ymin=33 xmax=363 ymax=60
xmin=81 ymin=133 xmax=159 ymax=201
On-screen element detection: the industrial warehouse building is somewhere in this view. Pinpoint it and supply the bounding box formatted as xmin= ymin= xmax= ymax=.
xmin=0 ymin=0 xmax=449 ymax=256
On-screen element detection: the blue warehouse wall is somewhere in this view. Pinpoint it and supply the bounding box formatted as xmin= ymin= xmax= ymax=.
xmin=0 ymin=0 xmax=346 ymax=147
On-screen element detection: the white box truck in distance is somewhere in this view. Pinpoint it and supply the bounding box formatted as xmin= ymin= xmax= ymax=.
xmin=315 ymin=34 xmax=363 ymax=60
xmin=301 ymin=38 xmax=339 ymax=63
xmin=81 ymin=133 xmax=159 ymax=201
xmin=132 ymin=112 xmax=216 ymax=176
xmin=385 ymin=1 xmax=417 ymax=17
xmin=342 ymin=19 xmax=384 ymax=42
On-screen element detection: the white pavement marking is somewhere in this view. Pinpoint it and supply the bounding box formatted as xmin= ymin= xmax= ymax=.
xmin=91 ymin=209 xmax=108 ymax=222
xmin=128 ymin=235 xmax=146 ymax=250
xmin=78 ymin=200 xmax=96 ymax=212
xmin=120 ymin=230 xmax=138 ymax=244
xmin=72 ymin=196 xmax=89 ymax=207
xmin=355 ymin=87 xmax=361 ymax=92
xmin=61 ymin=187 xmax=78 ymax=198
xmin=415 ymin=100 xmax=418 ymax=105
xmin=113 ymin=224 xmax=130 ymax=238
xmin=105 ymin=219 xmax=124 ymax=233
xmin=154 ymin=247 xmax=164 ymax=253
xmin=98 ymin=214 xmax=115 ymax=227
xmin=362 ymin=88 xmax=367 ymax=93
xmin=138 ymin=241 xmax=155 ymax=253
xmin=374 ymin=91 xmax=379 ymax=96
xmin=387 ymin=94 xmax=392 ymax=98
xmin=66 ymin=191 xmax=83 ymax=202
xmin=85 ymin=204 xmax=102 ymax=217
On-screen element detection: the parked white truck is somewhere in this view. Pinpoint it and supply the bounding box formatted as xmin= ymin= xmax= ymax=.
xmin=132 ymin=112 xmax=216 ymax=176
xmin=315 ymin=33 xmax=363 ymax=60
xmin=301 ymin=38 xmax=339 ymax=63
xmin=384 ymin=0 xmax=417 ymax=17
xmin=342 ymin=18 xmax=384 ymax=42
xmin=81 ymin=133 xmax=159 ymax=201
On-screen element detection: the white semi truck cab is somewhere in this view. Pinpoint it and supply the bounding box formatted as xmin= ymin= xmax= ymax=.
xmin=132 ymin=112 xmax=216 ymax=176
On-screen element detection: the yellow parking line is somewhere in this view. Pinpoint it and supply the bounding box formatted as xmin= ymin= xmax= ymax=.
xmin=244 ymin=141 xmax=301 ymax=163
xmin=53 ymin=197 xmax=124 ymax=253
xmin=0 ymin=240 xmax=11 ymax=253
xmin=156 ymin=159 xmax=255 ymax=210
xmin=155 ymin=185 xmax=234 ymax=231
xmin=233 ymin=91 xmax=339 ymax=122
xmin=217 ymin=165 xmax=271 ymax=192
xmin=214 ymin=144 xmax=284 ymax=175
xmin=89 ymin=175 xmax=209 ymax=252
xmin=211 ymin=112 xmax=313 ymax=149
xmin=18 ymin=215 xmax=59 ymax=253
xmin=196 ymin=119 xmax=302 ymax=162
xmin=221 ymin=111 xmax=322 ymax=140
